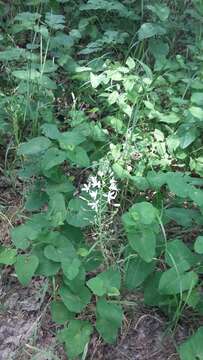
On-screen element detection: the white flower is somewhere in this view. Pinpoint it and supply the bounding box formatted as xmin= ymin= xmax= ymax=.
xmin=90 ymin=190 xmax=98 ymax=200
xmin=89 ymin=200 xmax=99 ymax=212
xmin=89 ymin=176 xmax=101 ymax=188
xmin=104 ymin=190 xmax=117 ymax=204
xmin=98 ymin=170 xmax=104 ymax=178
xmin=81 ymin=183 xmax=90 ymax=192
xmin=109 ymin=178 xmax=118 ymax=192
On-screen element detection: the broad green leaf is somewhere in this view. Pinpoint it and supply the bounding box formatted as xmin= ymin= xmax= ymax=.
xmin=191 ymin=92 xmax=203 ymax=106
xmin=144 ymin=273 xmax=169 ymax=306
xmin=87 ymin=267 xmax=121 ymax=296
xmin=61 ymin=257 xmax=81 ymax=280
xmin=48 ymin=193 xmax=66 ymax=226
xmin=41 ymin=147 xmax=66 ymax=171
xmin=165 ymin=239 xmax=198 ymax=272
xmin=158 ymin=112 xmax=180 ymax=124
xmin=50 ymin=301 xmax=74 ymax=324
xmin=131 ymin=202 xmax=157 ymax=225
xmin=189 ymin=106 xmax=203 ymax=120
xmin=80 ymin=0 xmax=135 ymax=19
xmin=11 ymin=224 xmax=33 ymax=249
xmin=127 ymin=229 xmax=156 ymax=263
xmin=147 ymin=3 xmax=170 ymax=21
xmin=12 ymin=70 xmax=57 ymax=89
xmin=0 ymin=48 xmax=25 ymax=61
xmin=33 ymin=247 xmax=60 ymax=276
xmin=96 ymin=298 xmax=123 ymax=344
xmin=58 ymin=320 xmax=93 ymax=359
xmin=159 ymin=268 xmax=198 ymax=295
xmin=90 ymin=72 xmax=106 ymax=88
xmin=138 ymin=23 xmax=166 ymax=41
xmin=179 ymin=327 xmax=203 ymax=360
xmin=66 ymin=146 xmax=90 ymax=167
xmin=0 ymin=248 xmax=17 ymax=265
xmin=45 ymin=13 xmax=65 ymax=30
xmin=194 ymin=236 xmax=203 ymax=254
xmin=66 ymin=198 xmax=95 ymax=228
xmin=58 ymin=130 xmax=85 ymax=150
xmin=15 ymin=255 xmax=39 ymax=285
xmin=18 ymin=137 xmax=51 ymax=156
xmin=125 ymin=257 xmax=155 ymax=289
xmin=41 ymin=123 xmax=60 ymax=140
xmin=60 ymin=285 xmax=91 ymax=313
xmin=165 ymin=208 xmax=197 ymax=227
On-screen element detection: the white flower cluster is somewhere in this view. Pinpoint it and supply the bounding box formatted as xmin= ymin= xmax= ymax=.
xmin=81 ymin=172 xmax=119 ymax=212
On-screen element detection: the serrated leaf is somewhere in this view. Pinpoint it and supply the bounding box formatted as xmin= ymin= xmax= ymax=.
xmin=96 ymin=298 xmax=123 ymax=344
xmin=159 ymin=268 xmax=198 ymax=295
xmin=61 ymin=257 xmax=81 ymax=280
xmin=60 ymin=285 xmax=91 ymax=313
xmin=87 ymin=267 xmax=121 ymax=296
xmin=15 ymin=255 xmax=39 ymax=285
xmin=18 ymin=137 xmax=51 ymax=156
xmin=58 ymin=320 xmax=93 ymax=359
xmin=0 ymin=248 xmax=17 ymax=265
xmin=50 ymin=301 xmax=74 ymax=324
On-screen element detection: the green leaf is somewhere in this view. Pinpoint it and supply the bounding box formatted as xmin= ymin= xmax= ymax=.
xmin=138 ymin=23 xmax=166 ymax=41
xmin=125 ymin=257 xmax=155 ymax=289
xmin=15 ymin=255 xmax=39 ymax=286
xmin=0 ymin=48 xmax=25 ymax=61
xmin=60 ymin=285 xmax=91 ymax=313
xmin=127 ymin=229 xmax=156 ymax=263
xmin=67 ymin=198 xmax=95 ymax=228
xmin=165 ymin=239 xmax=198 ymax=272
xmin=179 ymin=327 xmax=203 ymax=360
xmin=165 ymin=207 xmax=197 ymax=227
xmin=41 ymin=147 xmax=66 ymax=171
xmin=159 ymin=268 xmax=198 ymax=295
xmin=66 ymin=146 xmax=90 ymax=167
xmin=45 ymin=13 xmax=65 ymax=30
xmin=33 ymin=247 xmax=60 ymax=276
xmin=0 ymin=248 xmax=17 ymax=265
xmin=87 ymin=267 xmax=121 ymax=296
xmin=41 ymin=123 xmax=60 ymax=140
xmin=191 ymin=92 xmax=203 ymax=106
xmin=50 ymin=301 xmax=74 ymax=324
xmin=96 ymin=298 xmax=123 ymax=344
xmin=12 ymin=70 xmax=57 ymax=89
xmin=158 ymin=112 xmax=180 ymax=124
xmin=189 ymin=106 xmax=203 ymax=120
xmin=147 ymin=3 xmax=170 ymax=21
xmin=58 ymin=320 xmax=93 ymax=359
xmin=61 ymin=257 xmax=81 ymax=280
xmin=58 ymin=130 xmax=85 ymax=150
xmin=48 ymin=193 xmax=66 ymax=226
xmin=194 ymin=236 xmax=203 ymax=254
xmin=18 ymin=137 xmax=51 ymax=156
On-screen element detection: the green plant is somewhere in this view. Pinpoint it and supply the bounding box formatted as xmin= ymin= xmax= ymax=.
xmin=0 ymin=1 xmax=203 ymax=359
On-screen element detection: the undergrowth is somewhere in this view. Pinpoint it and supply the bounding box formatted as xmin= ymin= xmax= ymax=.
xmin=0 ymin=0 xmax=203 ymax=359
